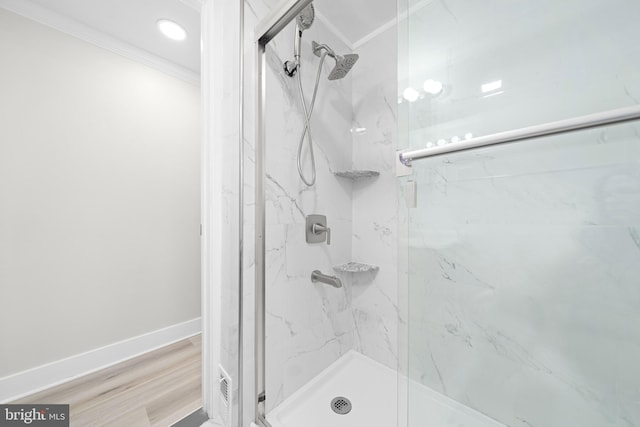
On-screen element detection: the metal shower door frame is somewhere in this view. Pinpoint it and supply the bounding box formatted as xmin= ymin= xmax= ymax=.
xmin=253 ymin=0 xmax=313 ymax=426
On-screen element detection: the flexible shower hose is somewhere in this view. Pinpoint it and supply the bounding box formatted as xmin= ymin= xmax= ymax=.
xmin=296 ymin=51 xmax=329 ymax=187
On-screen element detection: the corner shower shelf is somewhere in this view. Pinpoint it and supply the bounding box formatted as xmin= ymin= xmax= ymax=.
xmin=333 ymin=262 xmax=379 ymax=273
xmin=333 ymin=170 xmax=380 ymax=179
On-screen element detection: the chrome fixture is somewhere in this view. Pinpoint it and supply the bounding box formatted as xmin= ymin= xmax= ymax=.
xmin=281 ymin=2 xmax=360 ymax=186
xmin=311 ymin=270 xmax=343 ymax=288
xmin=312 ymin=41 xmax=359 ymax=80
xmin=330 ymin=396 xmax=352 ymax=414
xmin=283 ymin=3 xmax=315 ymax=77
xmin=312 ymin=222 xmax=331 ymax=244
xmin=306 ymin=214 xmax=331 ymax=245
xmin=290 ymin=39 xmax=358 ymax=185
xmin=283 ymin=3 xmax=318 ymax=186
xmin=399 ymin=105 xmax=640 ymax=165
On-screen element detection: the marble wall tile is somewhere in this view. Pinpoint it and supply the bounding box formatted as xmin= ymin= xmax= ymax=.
xmin=350 ymin=25 xmax=400 ymax=370
xmin=260 ymin=11 xmax=357 ymax=412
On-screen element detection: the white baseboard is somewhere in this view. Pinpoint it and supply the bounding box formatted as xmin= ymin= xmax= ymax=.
xmin=0 ymin=317 xmax=201 ymax=403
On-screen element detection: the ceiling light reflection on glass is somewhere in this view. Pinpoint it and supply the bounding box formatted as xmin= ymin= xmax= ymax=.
xmin=481 ymin=80 xmax=502 ymax=93
xmin=402 ymin=87 xmax=420 ymax=103
xmin=423 ymin=79 xmax=443 ymax=95
xmin=424 ymin=133 xmax=475 ymax=150
xmin=157 ymin=19 xmax=187 ymax=41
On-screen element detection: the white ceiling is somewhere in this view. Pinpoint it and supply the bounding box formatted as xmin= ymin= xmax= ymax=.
xmin=11 ymin=0 xmax=201 ymax=74
xmin=2 ymin=0 xmax=393 ymax=82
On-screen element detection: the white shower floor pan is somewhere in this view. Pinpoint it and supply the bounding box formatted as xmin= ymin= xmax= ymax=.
xmin=264 ymin=351 xmax=505 ymax=427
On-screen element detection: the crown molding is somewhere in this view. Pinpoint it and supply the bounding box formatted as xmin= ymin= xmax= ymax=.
xmin=0 ymin=0 xmax=200 ymax=86
xmin=177 ymin=0 xmax=204 ymax=12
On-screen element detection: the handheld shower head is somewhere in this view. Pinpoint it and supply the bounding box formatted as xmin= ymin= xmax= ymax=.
xmin=292 ymin=3 xmax=315 ymax=66
xmin=285 ymin=3 xmax=316 ymax=77
xmin=296 ymin=3 xmax=315 ymax=30
xmin=312 ymin=41 xmax=359 ymax=80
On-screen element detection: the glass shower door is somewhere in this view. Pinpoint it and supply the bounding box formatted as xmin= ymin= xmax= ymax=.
xmin=400 ymin=1 xmax=640 ymax=426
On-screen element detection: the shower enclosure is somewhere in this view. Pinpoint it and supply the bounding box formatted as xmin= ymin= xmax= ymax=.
xmin=252 ymin=1 xmax=398 ymax=426
xmin=240 ymin=0 xmax=640 ymax=426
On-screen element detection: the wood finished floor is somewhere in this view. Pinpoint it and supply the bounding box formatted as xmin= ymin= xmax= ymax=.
xmin=12 ymin=335 xmax=202 ymax=427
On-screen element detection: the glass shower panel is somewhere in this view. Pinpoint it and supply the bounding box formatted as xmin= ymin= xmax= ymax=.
xmin=405 ymin=124 xmax=640 ymax=426
xmin=399 ymin=0 xmax=640 ymax=152
xmin=402 ymin=0 xmax=640 ymax=426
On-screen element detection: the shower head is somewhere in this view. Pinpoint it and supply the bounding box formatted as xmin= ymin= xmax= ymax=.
xmin=296 ymin=4 xmax=315 ymax=31
xmin=312 ymin=41 xmax=359 ymax=80
xmin=328 ymin=54 xmax=359 ymax=80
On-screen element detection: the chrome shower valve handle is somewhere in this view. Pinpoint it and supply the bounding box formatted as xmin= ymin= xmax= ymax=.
xmin=306 ymin=214 xmax=331 ymax=245
xmin=312 ymin=222 xmax=331 ymax=245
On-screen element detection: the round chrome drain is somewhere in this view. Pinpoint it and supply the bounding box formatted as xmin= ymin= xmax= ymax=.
xmin=330 ymin=396 xmax=352 ymax=415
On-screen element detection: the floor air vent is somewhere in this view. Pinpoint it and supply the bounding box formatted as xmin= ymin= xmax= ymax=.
xmin=220 ymin=375 xmax=229 ymax=404
xmin=330 ymin=396 xmax=352 ymax=415
xmin=218 ymin=365 xmax=232 ymax=425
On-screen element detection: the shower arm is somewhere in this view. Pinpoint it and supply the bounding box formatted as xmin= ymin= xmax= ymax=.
xmin=312 ymin=42 xmax=337 ymax=59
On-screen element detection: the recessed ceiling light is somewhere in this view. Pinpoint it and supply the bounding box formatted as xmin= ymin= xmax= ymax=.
xmin=157 ymin=19 xmax=187 ymax=41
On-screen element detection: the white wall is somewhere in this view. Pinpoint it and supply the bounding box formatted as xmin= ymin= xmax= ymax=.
xmin=0 ymin=8 xmax=201 ymax=378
